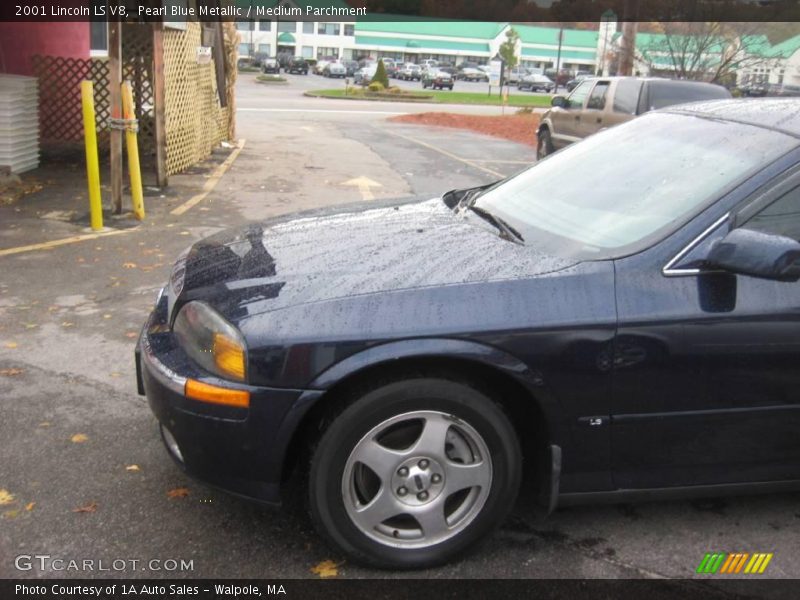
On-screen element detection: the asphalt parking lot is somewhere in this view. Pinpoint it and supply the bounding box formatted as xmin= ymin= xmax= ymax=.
xmin=1 ymin=74 xmax=799 ymax=590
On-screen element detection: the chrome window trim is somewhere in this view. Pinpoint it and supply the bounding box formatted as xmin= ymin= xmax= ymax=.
xmin=662 ymin=213 xmax=730 ymax=277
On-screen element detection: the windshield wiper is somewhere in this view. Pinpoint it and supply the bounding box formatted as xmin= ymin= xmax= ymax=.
xmin=464 ymin=204 xmax=525 ymax=245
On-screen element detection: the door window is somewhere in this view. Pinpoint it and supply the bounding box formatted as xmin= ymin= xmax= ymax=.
xmin=613 ymin=78 xmax=642 ymax=114
xmin=586 ymin=81 xmax=610 ymax=110
xmin=566 ymin=80 xmax=592 ymax=109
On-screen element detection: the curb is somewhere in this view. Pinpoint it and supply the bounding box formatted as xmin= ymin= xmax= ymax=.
xmin=303 ymin=90 xmax=551 ymax=109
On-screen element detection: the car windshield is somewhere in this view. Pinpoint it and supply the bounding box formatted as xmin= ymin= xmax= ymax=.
xmin=473 ymin=112 xmax=797 ymax=260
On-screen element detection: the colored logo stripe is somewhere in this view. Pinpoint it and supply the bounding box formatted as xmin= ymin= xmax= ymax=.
xmin=697 ymin=553 xmax=726 ymax=573
xmin=697 ymin=552 xmax=773 ymax=574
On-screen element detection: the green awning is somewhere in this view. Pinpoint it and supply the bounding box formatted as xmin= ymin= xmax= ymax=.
xmin=355 ymin=35 xmax=490 ymax=53
xmin=277 ymin=32 xmax=295 ymax=44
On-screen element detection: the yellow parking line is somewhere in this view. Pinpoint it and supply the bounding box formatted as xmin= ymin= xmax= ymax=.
xmin=0 ymin=227 xmax=137 ymax=258
xmin=384 ymin=131 xmax=505 ymax=178
xmin=170 ymin=139 xmax=247 ymax=216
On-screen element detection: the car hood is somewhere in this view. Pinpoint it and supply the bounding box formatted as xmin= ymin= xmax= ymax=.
xmin=173 ymin=199 xmax=576 ymax=323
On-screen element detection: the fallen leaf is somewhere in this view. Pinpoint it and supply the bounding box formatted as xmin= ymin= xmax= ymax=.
xmin=122 ymin=262 xmax=137 ymax=269
xmin=310 ymin=560 xmax=343 ymax=579
xmin=25 ymin=502 xmax=35 ymax=511
xmin=72 ymin=501 xmax=97 ymax=513
xmin=24 ymin=323 xmax=38 ymax=329
xmin=38 ymin=421 xmax=51 ymax=428
xmin=125 ymin=465 xmax=140 ymax=472
xmin=125 ymin=332 xmax=138 ymax=339
xmin=109 ymin=372 xmax=121 ymax=378
xmin=70 ymin=433 xmax=88 ymax=443
xmin=167 ymin=487 xmax=190 ymax=499
xmin=103 ymin=314 xmax=112 ymax=319
xmin=0 ymin=368 xmax=24 ymax=376
xmin=0 ymin=489 xmax=14 ymax=505
xmin=4 ymin=342 xmax=18 ymax=349
xmin=61 ymin=322 xmax=75 ymax=328
xmin=3 ymin=510 xmax=19 ymax=519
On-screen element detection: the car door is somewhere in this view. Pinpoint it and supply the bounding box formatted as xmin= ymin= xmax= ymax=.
xmin=612 ymin=163 xmax=800 ymax=489
xmin=577 ymin=80 xmax=610 ymax=138
xmin=550 ymin=80 xmax=593 ymax=149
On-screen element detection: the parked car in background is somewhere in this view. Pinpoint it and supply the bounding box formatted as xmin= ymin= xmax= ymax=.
xmin=139 ymin=98 xmax=800 ymax=570
xmin=545 ymin=68 xmax=574 ymax=87
xmin=506 ymin=67 xmax=529 ymax=85
xmin=261 ymin=57 xmax=280 ymax=74
xmin=536 ymin=76 xmax=732 ymax=159
xmin=457 ymin=67 xmax=488 ymax=82
xmin=276 ymin=53 xmax=293 ymax=70
xmin=354 ymin=65 xmax=378 ymax=85
xmin=518 ymin=73 xmax=554 ymax=92
xmin=343 ymin=60 xmax=359 ymax=77
xmin=422 ymin=68 xmax=454 ymax=90
xmin=739 ymin=82 xmax=769 ymax=97
xmin=323 ymin=61 xmax=347 ymax=78
xmin=398 ymin=64 xmax=422 ymax=81
xmin=438 ymin=65 xmax=457 ymax=77
xmin=380 ymin=58 xmax=396 ymax=73
xmin=314 ymin=60 xmax=331 ymax=75
xmin=566 ymin=72 xmax=595 ymax=92
xmin=420 ymin=58 xmax=438 ymax=70
xmin=285 ymin=57 xmax=309 ymax=75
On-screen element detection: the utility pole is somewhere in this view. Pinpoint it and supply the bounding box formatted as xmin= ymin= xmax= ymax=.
xmin=554 ymin=28 xmax=563 ymax=93
xmin=617 ymin=0 xmax=639 ymax=76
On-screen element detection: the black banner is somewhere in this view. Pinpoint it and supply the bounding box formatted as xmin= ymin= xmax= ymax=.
xmin=2 ymin=579 xmax=799 ymax=600
xmin=1 ymin=0 xmax=799 ymax=22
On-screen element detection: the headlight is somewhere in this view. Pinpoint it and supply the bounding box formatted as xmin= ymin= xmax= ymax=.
xmin=173 ymin=301 xmax=247 ymax=382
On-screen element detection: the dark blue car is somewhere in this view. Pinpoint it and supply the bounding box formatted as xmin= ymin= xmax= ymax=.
xmin=137 ymin=99 xmax=800 ymax=569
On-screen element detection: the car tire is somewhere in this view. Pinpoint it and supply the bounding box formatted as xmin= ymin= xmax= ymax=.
xmin=537 ymin=128 xmax=554 ymax=160
xmin=308 ymin=378 xmax=521 ymax=569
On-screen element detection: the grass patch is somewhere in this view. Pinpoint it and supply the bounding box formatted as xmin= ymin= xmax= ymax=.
xmin=256 ymin=74 xmax=288 ymax=84
xmin=307 ymin=88 xmax=552 ymax=107
xmin=238 ymin=66 xmax=261 ymax=73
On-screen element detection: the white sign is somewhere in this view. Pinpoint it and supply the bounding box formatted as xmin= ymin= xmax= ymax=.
xmin=196 ymin=46 xmax=212 ymax=65
xmin=489 ymin=60 xmax=502 ymax=87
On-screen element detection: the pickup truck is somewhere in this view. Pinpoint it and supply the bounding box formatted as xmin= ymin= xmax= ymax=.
xmin=536 ymin=76 xmax=731 ymax=160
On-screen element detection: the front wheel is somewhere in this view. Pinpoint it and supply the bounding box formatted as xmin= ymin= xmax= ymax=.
xmin=537 ymin=128 xmax=554 ymax=160
xmin=309 ymin=378 xmax=521 ymax=569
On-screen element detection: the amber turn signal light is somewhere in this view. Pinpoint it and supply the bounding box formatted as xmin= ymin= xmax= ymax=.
xmin=185 ymin=379 xmax=250 ymax=409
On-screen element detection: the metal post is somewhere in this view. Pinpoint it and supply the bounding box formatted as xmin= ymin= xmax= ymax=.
xmin=121 ymin=81 xmax=145 ymax=220
xmin=555 ymin=29 xmax=563 ymax=93
xmin=80 ymin=81 xmax=103 ymax=231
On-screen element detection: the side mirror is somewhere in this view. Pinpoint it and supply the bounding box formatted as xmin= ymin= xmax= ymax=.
xmin=551 ymin=95 xmax=567 ymax=108
xmin=705 ymin=228 xmax=800 ymax=281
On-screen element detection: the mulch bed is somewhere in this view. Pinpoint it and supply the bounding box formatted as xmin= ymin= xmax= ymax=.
xmin=389 ymin=112 xmax=540 ymax=147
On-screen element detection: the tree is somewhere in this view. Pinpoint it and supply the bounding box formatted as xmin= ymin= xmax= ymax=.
xmin=499 ymin=27 xmax=520 ymax=81
xmin=373 ymin=59 xmax=390 ymax=88
xmin=636 ymin=22 xmax=785 ymax=84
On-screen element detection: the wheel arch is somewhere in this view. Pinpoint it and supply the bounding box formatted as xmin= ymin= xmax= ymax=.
xmin=278 ymin=339 xmax=560 ymax=497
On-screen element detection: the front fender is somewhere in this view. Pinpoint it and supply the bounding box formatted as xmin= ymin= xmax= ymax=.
xmin=310 ymin=337 xmax=544 ymax=391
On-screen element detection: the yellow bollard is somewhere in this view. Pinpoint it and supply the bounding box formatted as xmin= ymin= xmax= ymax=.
xmin=80 ymin=81 xmax=103 ymax=231
xmin=120 ymin=81 xmax=145 ymax=220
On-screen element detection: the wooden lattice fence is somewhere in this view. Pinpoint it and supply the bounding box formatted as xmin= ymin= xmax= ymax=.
xmin=163 ymin=21 xmax=230 ymax=175
xmin=32 ymin=55 xmax=110 ymax=147
xmin=32 ymin=22 xmax=232 ymax=177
